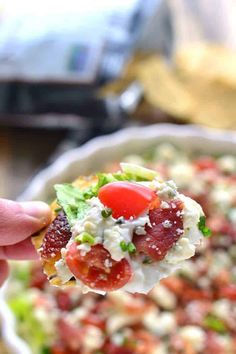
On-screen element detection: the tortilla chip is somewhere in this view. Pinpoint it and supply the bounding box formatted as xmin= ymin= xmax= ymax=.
xmin=32 ymin=176 xmax=98 ymax=287
xmin=136 ymin=56 xmax=195 ymax=119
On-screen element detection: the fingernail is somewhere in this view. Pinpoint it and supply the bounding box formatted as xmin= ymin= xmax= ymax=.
xmin=21 ymin=201 xmax=51 ymax=224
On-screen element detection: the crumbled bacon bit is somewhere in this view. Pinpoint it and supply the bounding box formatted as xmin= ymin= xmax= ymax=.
xmin=133 ymin=200 xmax=184 ymax=261
xmin=40 ymin=212 xmax=72 ymax=259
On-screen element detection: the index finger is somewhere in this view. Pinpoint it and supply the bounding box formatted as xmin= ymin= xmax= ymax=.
xmin=0 ymin=199 xmax=51 ymax=246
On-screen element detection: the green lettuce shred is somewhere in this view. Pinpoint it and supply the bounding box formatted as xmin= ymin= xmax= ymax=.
xmin=54 ymin=172 xmax=132 ymax=225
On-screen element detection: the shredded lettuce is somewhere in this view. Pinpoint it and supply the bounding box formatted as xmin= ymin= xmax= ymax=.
xmin=54 ymin=184 xmax=90 ymax=225
xmin=55 ymin=165 xmax=155 ymax=226
xmin=54 ymin=172 xmax=132 ymax=225
xmin=8 ymin=293 xmax=48 ymax=354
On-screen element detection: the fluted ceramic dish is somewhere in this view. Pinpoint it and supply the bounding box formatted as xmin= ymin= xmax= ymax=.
xmin=1 ymin=124 xmax=236 ymax=354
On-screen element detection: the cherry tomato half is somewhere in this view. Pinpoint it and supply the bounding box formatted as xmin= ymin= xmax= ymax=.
xmin=98 ymin=181 xmax=159 ymax=219
xmin=194 ymin=157 xmax=218 ymax=171
xmin=66 ymin=243 xmax=132 ymax=291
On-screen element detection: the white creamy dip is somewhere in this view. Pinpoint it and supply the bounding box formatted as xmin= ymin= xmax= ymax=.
xmin=71 ymin=197 xmax=150 ymax=261
xmin=56 ymin=179 xmax=204 ymax=294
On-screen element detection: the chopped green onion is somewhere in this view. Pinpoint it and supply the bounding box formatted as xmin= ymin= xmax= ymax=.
xmin=203 ymin=315 xmax=226 ymax=333
xmin=101 ymin=208 xmax=112 ymax=218
xmin=198 ymin=216 xmax=212 ymax=237
xmin=120 ymin=241 xmax=136 ymax=254
xmin=54 ymin=207 xmax=62 ymax=213
xmin=75 ymin=232 xmax=95 ymax=245
xmin=202 ymin=227 xmax=212 ymax=237
xmin=120 ymin=241 xmax=128 ymax=252
xmin=198 ymin=216 xmax=205 ymax=229
xmin=128 ymin=242 xmax=136 ymax=254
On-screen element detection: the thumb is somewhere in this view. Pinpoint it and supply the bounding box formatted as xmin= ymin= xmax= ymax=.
xmin=0 ymin=199 xmax=52 ymax=246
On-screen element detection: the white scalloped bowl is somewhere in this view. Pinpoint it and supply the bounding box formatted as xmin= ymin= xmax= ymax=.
xmin=1 ymin=124 xmax=236 ymax=354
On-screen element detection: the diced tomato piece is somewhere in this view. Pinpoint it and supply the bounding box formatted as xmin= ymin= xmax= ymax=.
xmin=194 ymin=157 xmax=218 ymax=171
xmin=212 ymin=270 xmax=231 ymax=288
xmin=56 ymin=291 xmax=73 ymax=312
xmin=205 ymin=332 xmax=227 ymax=354
xmin=124 ymin=300 xmax=152 ymax=315
xmin=81 ymin=314 xmax=106 ymax=331
xmin=98 ymin=182 xmax=159 ymax=219
xmin=103 ymin=342 xmax=135 ymax=354
xmin=133 ymin=200 xmax=183 ymax=261
xmin=57 ymin=318 xmax=83 ymax=351
xmin=219 ymin=285 xmax=236 ymax=301
xmin=51 ymin=343 xmax=77 ymax=354
xmin=181 ymin=288 xmax=213 ymax=303
xmin=132 ymin=330 xmax=160 ymax=354
xmin=51 ymin=343 xmax=68 ymax=354
xmin=175 ymin=308 xmax=189 ymax=326
xmin=93 ymin=299 xmax=112 ymax=314
xmin=66 ymin=243 xmax=132 ymax=291
xmin=161 ymin=277 xmax=185 ymax=296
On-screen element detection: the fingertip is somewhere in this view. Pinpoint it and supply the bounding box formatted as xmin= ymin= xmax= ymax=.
xmin=0 ymin=199 xmax=52 ymax=246
xmin=21 ymin=201 xmax=52 ymax=226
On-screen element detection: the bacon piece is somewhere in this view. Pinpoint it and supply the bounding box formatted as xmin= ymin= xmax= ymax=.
xmin=133 ymin=200 xmax=184 ymax=261
xmin=41 ymin=212 xmax=71 ymax=259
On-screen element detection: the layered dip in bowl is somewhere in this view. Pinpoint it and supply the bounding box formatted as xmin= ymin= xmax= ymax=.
xmin=1 ymin=124 xmax=236 ymax=354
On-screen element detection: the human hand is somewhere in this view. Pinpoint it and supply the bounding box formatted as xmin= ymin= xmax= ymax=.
xmin=0 ymin=198 xmax=51 ymax=286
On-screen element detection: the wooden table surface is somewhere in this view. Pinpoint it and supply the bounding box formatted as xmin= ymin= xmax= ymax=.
xmin=0 ymin=128 xmax=66 ymax=199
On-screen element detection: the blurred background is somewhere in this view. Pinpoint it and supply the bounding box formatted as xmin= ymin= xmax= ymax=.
xmin=1 ymin=0 xmax=236 ymax=198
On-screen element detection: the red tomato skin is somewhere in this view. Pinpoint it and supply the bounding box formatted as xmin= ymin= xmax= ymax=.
xmin=51 ymin=344 xmax=68 ymax=354
xmin=51 ymin=343 xmax=77 ymax=354
xmin=57 ymin=318 xmax=83 ymax=351
xmin=181 ymin=288 xmax=213 ymax=303
xmin=66 ymin=243 xmax=132 ymax=291
xmin=194 ymin=157 xmax=218 ymax=171
xmin=81 ymin=314 xmax=106 ymax=331
xmin=56 ymin=291 xmax=72 ymax=312
xmin=205 ymin=332 xmax=227 ymax=354
xmin=219 ymin=285 xmax=236 ymax=301
xmin=103 ymin=342 xmax=135 ymax=354
xmin=98 ymin=181 xmax=159 ymax=219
